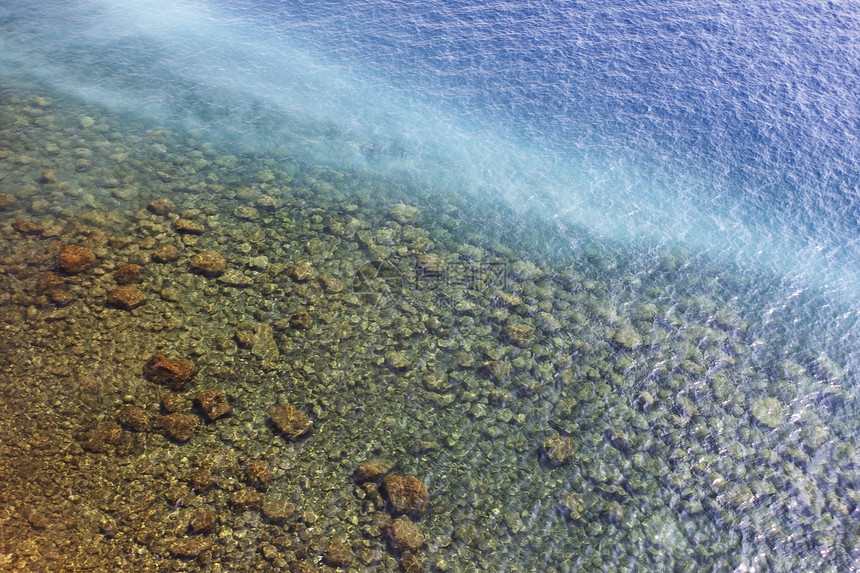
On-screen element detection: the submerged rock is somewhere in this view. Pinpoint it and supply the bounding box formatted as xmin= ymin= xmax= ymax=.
xmin=80 ymin=422 xmax=122 ymax=453
xmin=289 ymin=310 xmax=313 ymax=329
xmin=189 ymin=250 xmax=226 ymax=277
xmin=323 ymin=537 xmax=354 ymax=567
xmin=188 ymin=507 xmax=217 ymax=534
xmin=107 ymin=285 xmax=147 ymax=310
xmin=194 ymin=388 xmax=231 ymax=421
xmin=750 ymin=397 xmax=786 ymax=428
xmin=168 ymin=538 xmax=211 ymax=558
xmin=353 ymin=459 xmax=395 ymax=484
xmin=175 ymin=218 xmax=205 ymax=234
xmin=0 ymin=192 xmax=18 ymax=210
xmin=505 ymin=323 xmax=535 ymax=347
xmin=114 ymin=264 xmax=142 ymax=285
xmin=385 ymin=517 xmax=424 ymax=553
xmin=390 ymin=203 xmax=421 ymax=224
xmin=13 ymin=219 xmax=44 ymax=235
xmin=116 ymin=405 xmax=148 ymax=432
xmin=217 ymin=269 xmax=253 ymax=287
xmin=261 ymin=498 xmax=296 ymax=525
xmin=381 ymin=475 xmax=429 ymax=518
xmin=155 ymin=413 xmax=199 ymax=442
xmin=269 ymin=402 xmax=313 ymax=440
xmin=143 ymin=354 xmax=196 ymax=390
xmin=152 ymin=244 xmax=181 ymax=263
xmin=541 ymin=433 xmax=576 ymax=466
xmin=288 ymin=260 xmax=316 ymax=282
xmin=244 ymin=459 xmax=273 ymax=491
xmin=147 ymin=197 xmax=175 ymax=215
xmin=612 ymin=325 xmax=643 ymax=349
xmin=561 ymin=492 xmax=585 ymax=521
xmin=56 ymin=245 xmax=96 ymax=274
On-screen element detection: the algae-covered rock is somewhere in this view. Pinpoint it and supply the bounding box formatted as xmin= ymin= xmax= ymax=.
xmin=612 ymin=325 xmax=643 ymax=349
xmin=541 ymin=433 xmax=576 ymax=466
xmin=505 ymin=323 xmax=535 ymax=347
xmin=288 ymin=260 xmax=316 ymax=282
xmin=561 ymin=492 xmax=585 ymax=521
xmin=511 ymin=260 xmax=543 ymax=281
xmin=390 ymin=203 xmax=421 ymax=224
xmin=750 ymin=397 xmax=786 ymax=428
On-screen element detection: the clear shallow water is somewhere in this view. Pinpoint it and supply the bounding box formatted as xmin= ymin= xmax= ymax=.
xmin=1 ymin=0 xmax=859 ymax=571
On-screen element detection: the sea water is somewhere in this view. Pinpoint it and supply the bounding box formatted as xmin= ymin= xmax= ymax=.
xmin=0 ymin=0 xmax=858 ymax=571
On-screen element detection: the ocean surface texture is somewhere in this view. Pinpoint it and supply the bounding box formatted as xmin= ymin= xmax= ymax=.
xmin=0 ymin=0 xmax=858 ymax=571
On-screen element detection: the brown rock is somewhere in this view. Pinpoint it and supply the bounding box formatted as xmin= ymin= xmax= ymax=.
xmin=287 ymin=260 xmax=316 ymax=282
xmin=81 ymin=422 xmax=123 ymax=453
xmin=385 ymin=517 xmax=424 ymax=553
xmin=0 ymin=193 xmax=18 ymax=210
xmin=288 ymin=563 xmax=314 ymax=573
xmin=37 ymin=272 xmax=65 ymax=292
xmin=48 ymin=288 xmax=74 ymax=307
xmin=116 ymin=405 xmax=148 ymax=431
xmin=168 ymin=537 xmax=211 ymax=558
xmin=107 ymin=285 xmax=147 ymax=310
xmin=154 ymin=413 xmax=199 ymax=442
xmin=152 ymin=244 xmax=181 ymax=263
xmin=195 ymin=388 xmax=231 ymax=421
xmin=56 ymin=245 xmax=96 ymax=274
xmin=323 ymin=537 xmax=354 ymax=567
xmin=12 ymin=219 xmax=44 ymax=235
xmin=353 ymin=459 xmax=394 ymax=484
xmin=261 ymin=498 xmax=296 ymax=525
xmin=289 ymin=310 xmax=313 ymax=329
xmin=175 ymin=218 xmax=205 ymax=234
xmin=229 ymin=488 xmax=263 ymax=510
xmin=114 ymin=264 xmax=142 ymax=285
xmin=381 ymin=475 xmax=429 ymax=518
xmin=244 ymin=459 xmax=273 ymax=491
xmin=190 ymin=250 xmax=226 ymax=277
xmin=147 ymin=197 xmax=175 ymax=215
xmin=143 ymin=354 xmax=196 ymax=390
xmin=188 ymin=508 xmax=217 ymax=534
xmin=269 ymin=402 xmax=312 ymax=440
xmin=188 ymin=466 xmax=213 ymax=492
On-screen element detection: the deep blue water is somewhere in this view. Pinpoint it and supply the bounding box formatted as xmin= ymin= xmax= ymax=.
xmin=2 ymin=0 xmax=858 ymax=297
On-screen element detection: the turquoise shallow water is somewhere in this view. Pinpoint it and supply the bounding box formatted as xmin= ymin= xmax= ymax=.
xmin=0 ymin=0 xmax=859 ymax=571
